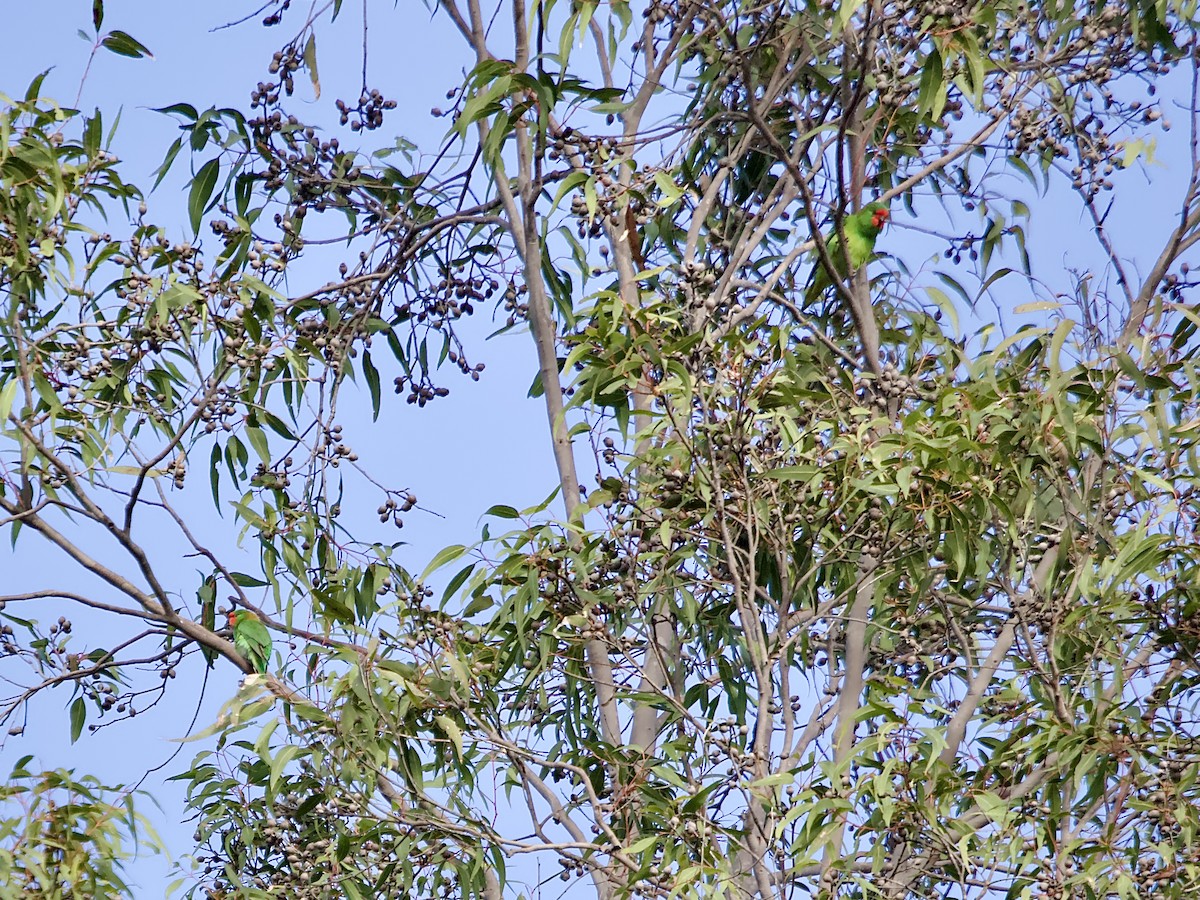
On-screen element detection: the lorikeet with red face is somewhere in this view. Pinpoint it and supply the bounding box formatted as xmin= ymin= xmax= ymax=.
xmin=227 ymin=609 xmax=271 ymax=674
xmin=805 ymin=202 xmax=890 ymax=306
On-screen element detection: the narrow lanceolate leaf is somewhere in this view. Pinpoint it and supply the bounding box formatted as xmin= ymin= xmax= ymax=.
xmin=188 ymin=158 xmax=220 ymax=234
xmin=100 ymin=30 xmax=154 ymax=59
xmin=70 ymin=696 xmax=86 ymax=743
xmin=302 ymin=33 xmax=321 ymax=99
xmin=199 ymin=576 xmax=218 ymax=669
xmin=917 ymin=48 xmax=945 ymax=120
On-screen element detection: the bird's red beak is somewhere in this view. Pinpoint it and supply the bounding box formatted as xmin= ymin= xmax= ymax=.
xmin=227 ymin=611 xmax=237 ymax=627
xmin=873 ymin=208 xmax=890 ymax=229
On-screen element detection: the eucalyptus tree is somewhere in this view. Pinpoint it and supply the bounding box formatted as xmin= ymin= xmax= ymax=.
xmin=3 ymin=0 xmax=1200 ymax=898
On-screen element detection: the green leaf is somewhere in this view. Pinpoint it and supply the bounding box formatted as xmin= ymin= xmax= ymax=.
xmin=270 ymin=745 xmax=302 ymax=793
xmin=435 ymin=715 xmax=464 ymax=759
xmin=244 ymin=424 xmax=271 ymax=464
xmin=924 ymin=286 xmax=960 ymax=335
xmin=528 ymin=368 xmax=544 ymax=398
xmin=23 ymin=70 xmax=50 ymax=102
xmin=583 ymin=176 xmax=598 ymax=220
xmin=82 ymin=112 xmax=103 ymax=157
xmin=836 ymin=0 xmax=866 ymax=29
xmin=1048 ymin=317 xmax=1074 ymax=377
xmin=1014 ymin=300 xmax=1064 ymax=315
xmin=0 ymin=380 xmax=19 ymax=423
xmin=362 ymin=350 xmax=381 ymax=421
xmin=421 ymin=544 xmax=468 ymax=581
xmin=442 ymin=562 xmax=476 ymax=604
xmin=209 ymin=443 xmax=222 ymax=508
xmin=452 ymin=581 xmax=489 ymax=616
xmin=70 ymin=696 xmax=87 ymax=743
xmin=917 ymin=48 xmax=945 ymax=120
xmin=551 ymin=171 xmax=590 ymax=210
xmin=627 ymin=834 xmax=660 ymax=855
xmin=188 ymin=158 xmax=220 ymax=234
xmin=973 ymin=790 xmax=1012 ymax=826
xmin=150 ymin=136 xmax=184 ymax=190
xmin=199 ymin=576 xmax=217 ymax=668
xmin=259 ymin=410 xmax=297 ymax=441
xmin=1120 ymin=136 xmax=1157 ymax=168
xmin=302 ymin=33 xmax=320 ymax=99
xmin=760 ymin=465 xmax=820 ymax=482
xmin=454 ymin=70 xmax=514 ymax=140
xmin=958 ymin=33 xmax=986 ymax=107
xmin=153 ymin=102 xmax=199 ymax=121
xmin=230 ymin=572 xmax=269 ymax=588
xmin=652 ymin=171 xmax=684 ymax=207
xmin=100 ymin=30 xmax=154 ymax=60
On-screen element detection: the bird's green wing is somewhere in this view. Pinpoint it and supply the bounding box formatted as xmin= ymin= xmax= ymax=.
xmin=234 ymin=617 xmax=272 ymax=673
xmin=843 ymin=225 xmax=875 ymax=270
xmin=804 ymin=230 xmax=844 ymax=307
xmin=806 ymin=207 xmax=885 ymax=305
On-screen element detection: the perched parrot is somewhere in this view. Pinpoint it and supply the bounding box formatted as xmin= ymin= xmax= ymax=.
xmin=227 ymin=609 xmax=271 ymax=674
xmin=804 ymin=202 xmax=890 ymax=307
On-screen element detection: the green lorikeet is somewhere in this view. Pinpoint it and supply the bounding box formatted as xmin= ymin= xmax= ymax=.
xmin=804 ymin=202 xmax=890 ymax=307
xmin=228 ymin=609 xmax=271 ymax=674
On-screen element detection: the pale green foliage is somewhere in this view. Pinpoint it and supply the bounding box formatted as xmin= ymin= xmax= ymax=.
xmin=0 ymin=760 xmax=160 ymax=898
